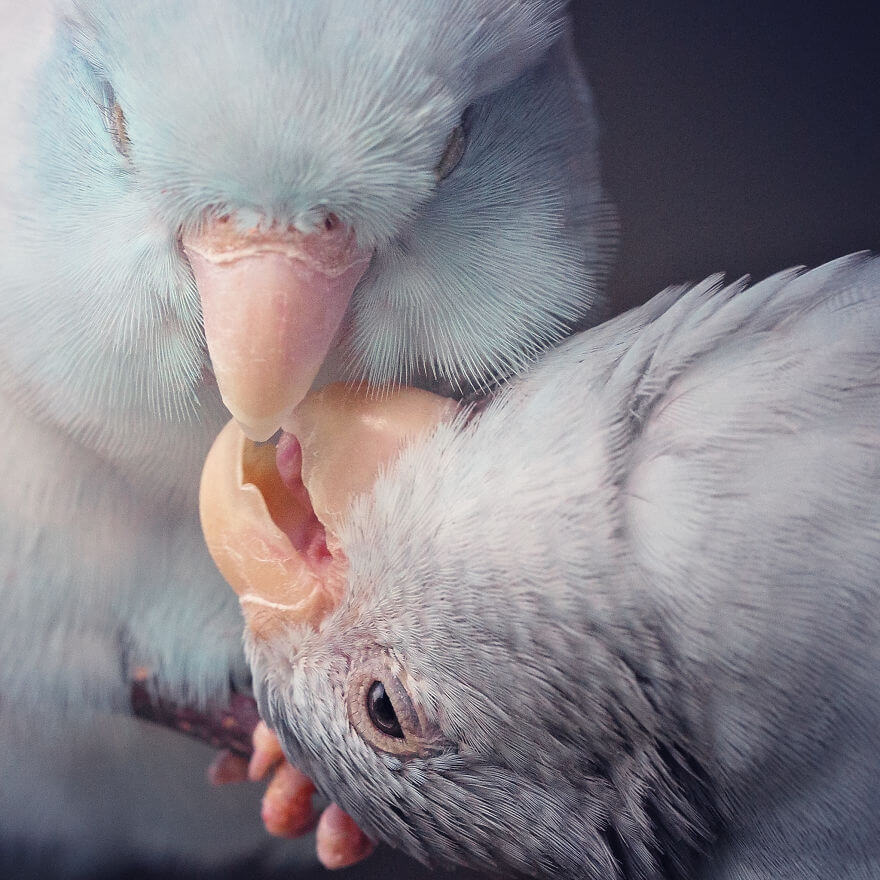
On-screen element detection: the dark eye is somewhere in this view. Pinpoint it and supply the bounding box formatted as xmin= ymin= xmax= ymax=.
xmin=366 ymin=681 xmax=404 ymax=739
xmin=347 ymin=663 xmax=445 ymax=758
xmin=101 ymin=82 xmax=131 ymax=159
xmin=434 ymin=104 xmax=475 ymax=181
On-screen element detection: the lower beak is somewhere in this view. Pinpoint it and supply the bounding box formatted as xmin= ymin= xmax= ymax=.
xmin=183 ymin=216 xmax=372 ymax=441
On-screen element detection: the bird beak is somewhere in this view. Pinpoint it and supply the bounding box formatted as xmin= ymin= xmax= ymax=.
xmin=199 ymin=384 xmax=458 ymax=641
xmin=182 ymin=216 xmax=373 ymax=442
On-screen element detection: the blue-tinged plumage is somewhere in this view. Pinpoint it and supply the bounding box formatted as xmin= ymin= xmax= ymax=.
xmin=0 ymin=0 xmax=612 ymax=872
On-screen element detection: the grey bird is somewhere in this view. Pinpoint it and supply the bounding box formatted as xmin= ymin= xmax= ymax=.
xmin=248 ymin=254 xmax=880 ymax=879
xmin=0 ymin=0 xmax=612 ymax=872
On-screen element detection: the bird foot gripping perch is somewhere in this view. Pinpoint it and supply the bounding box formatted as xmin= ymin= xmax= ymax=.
xmin=128 ymin=668 xmax=260 ymax=785
xmin=198 ymin=383 xmax=457 ymax=866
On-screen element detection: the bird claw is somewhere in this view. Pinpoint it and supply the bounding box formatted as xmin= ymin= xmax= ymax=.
xmin=155 ymin=692 xmax=374 ymax=868
xmin=248 ymin=722 xmax=376 ymax=869
xmin=316 ymin=802 xmax=377 ymax=870
xmin=248 ymin=719 xmax=285 ymax=781
xmin=261 ymin=760 xmax=319 ymax=837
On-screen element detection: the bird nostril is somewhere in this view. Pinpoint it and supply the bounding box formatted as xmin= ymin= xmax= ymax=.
xmin=323 ymin=212 xmax=340 ymax=233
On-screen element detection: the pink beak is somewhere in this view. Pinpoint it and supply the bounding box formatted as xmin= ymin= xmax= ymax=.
xmin=182 ymin=215 xmax=372 ymax=441
xmin=199 ymin=383 xmax=460 ymax=642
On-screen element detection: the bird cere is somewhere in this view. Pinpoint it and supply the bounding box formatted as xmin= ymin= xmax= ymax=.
xmin=204 ymin=256 xmax=880 ymax=879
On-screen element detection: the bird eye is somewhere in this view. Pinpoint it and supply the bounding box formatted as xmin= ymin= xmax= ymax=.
xmin=434 ymin=104 xmax=475 ymax=181
xmin=101 ymin=82 xmax=132 ymax=159
xmin=366 ymin=681 xmax=404 ymax=739
xmin=346 ymin=662 xmax=444 ymax=759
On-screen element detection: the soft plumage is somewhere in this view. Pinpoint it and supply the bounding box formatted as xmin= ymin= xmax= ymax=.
xmin=252 ymin=254 xmax=880 ymax=879
xmin=0 ymin=0 xmax=612 ymax=871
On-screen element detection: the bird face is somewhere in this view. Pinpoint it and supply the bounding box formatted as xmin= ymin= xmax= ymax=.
xmin=7 ymin=0 xmax=607 ymax=460
xmin=200 ymin=385 xmax=673 ymax=879
xmin=200 ymin=387 xmax=564 ymax=874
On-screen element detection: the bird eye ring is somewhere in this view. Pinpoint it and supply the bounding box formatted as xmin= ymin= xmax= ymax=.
xmin=346 ymin=661 xmax=443 ymax=759
xmin=434 ymin=104 xmax=475 ymax=181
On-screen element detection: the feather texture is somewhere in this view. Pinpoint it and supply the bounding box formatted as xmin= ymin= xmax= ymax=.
xmin=0 ymin=0 xmax=612 ymax=871
xmin=255 ymin=255 xmax=880 ymax=879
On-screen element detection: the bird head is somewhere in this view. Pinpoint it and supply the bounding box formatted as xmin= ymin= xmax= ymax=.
xmin=4 ymin=0 xmax=612 ymax=474
xmin=201 ymin=380 xmax=707 ymax=879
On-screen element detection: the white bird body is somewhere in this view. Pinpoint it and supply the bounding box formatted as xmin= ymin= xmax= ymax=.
xmin=0 ymin=0 xmax=612 ymax=872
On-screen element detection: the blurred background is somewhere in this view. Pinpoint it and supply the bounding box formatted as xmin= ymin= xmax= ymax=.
xmin=576 ymin=0 xmax=878 ymax=314
xmin=5 ymin=1 xmax=876 ymax=878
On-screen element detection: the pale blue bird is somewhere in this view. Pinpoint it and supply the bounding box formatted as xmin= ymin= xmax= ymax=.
xmin=0 ymin=0 xmax=613 ymax=872
xmin=244 ymin=254 xmax=880 ymax=879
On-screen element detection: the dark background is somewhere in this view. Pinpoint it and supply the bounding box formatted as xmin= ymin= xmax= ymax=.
xmin=574 ymin=0 xmax=878 ymax=314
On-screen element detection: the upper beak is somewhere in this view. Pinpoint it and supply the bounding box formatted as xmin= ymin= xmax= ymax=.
xmin=182 ymin=214 xmax=372 ymax=441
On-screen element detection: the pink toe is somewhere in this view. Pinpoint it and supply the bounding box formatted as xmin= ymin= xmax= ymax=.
xmin=316 ymin=803 xmax=376 ymax=870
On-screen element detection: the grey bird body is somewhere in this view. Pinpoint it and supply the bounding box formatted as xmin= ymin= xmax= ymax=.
xmin=254 ymin=254 xmax=880 ymax=879
xmin=0 ymin=0 xmax=611 ymax=871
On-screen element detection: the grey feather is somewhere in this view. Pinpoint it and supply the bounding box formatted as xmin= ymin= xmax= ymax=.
xmin=254 ymin=254 xmax=880 ymax=879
